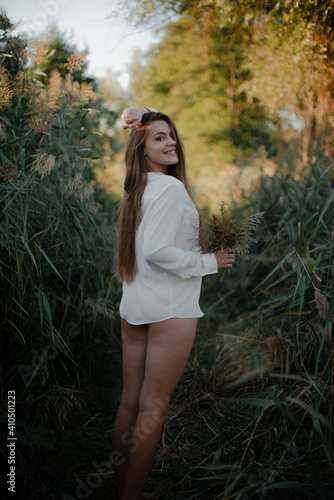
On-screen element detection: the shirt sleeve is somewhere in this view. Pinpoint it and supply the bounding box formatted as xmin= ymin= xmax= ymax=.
xmin=142 ymin=183 xmax=218 ymax=278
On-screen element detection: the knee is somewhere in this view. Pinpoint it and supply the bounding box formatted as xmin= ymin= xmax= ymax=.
xmin=119 ymin=395 xmax=139 ymax=414
xmin=138 ymin=394 xmax=170 ymax=421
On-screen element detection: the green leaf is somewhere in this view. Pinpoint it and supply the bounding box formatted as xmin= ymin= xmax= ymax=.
xmin=262 ymin=481 xmax=300 ymax=491
xmin=313 ymin=188 xmax=334 ymax=238
xmin=35 ymin=244 xmax=65 ymax=282
xmin=326 ymin=291 xmax=334 ymax=323
xmin=254 ymin=249 xmax=295 ymax=293
xmin=33 ymin=68 xmax=47 ymax=77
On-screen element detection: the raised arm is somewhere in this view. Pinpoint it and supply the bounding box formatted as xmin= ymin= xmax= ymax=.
xmin=121 ymin=106 xmax=157 ymax=129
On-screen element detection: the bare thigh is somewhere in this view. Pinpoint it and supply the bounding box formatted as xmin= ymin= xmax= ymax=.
xmin=120 ymin=319 xmax=148 ymax=410
xmin=139 ymin=318 xmax=197 ymax=413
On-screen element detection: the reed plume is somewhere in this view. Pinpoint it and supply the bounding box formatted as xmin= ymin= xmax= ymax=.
xmin=33 ymin=151 xmax=56 ymax=178
xmin=199 ymin=202 xmax=263 ymax=256
xmin=0 ymin=67 xmax=13 ymax=111
xmin=65 ymin=52 xmax=85 ymax=73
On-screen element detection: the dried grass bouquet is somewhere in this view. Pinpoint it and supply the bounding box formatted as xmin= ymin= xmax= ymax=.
xmin=199 ymin=202 xmax=264 ymax=257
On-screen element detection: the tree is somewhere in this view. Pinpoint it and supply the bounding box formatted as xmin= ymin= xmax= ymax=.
xmin=122 ymin=0 xmax=334 ymax=163
xmin=224 ymin=0 xmax=334 ymax=163
xmin=32 ymin=25 xmax=94 ymax=86
xmin=0 ymin=8 xmax=27 ymax=77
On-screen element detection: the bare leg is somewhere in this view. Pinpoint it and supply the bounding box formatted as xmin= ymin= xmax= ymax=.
xmin=120 ymin=317 xmax=197 ymax=500
xmin=113 ymin=320 xmax=148 ymax=496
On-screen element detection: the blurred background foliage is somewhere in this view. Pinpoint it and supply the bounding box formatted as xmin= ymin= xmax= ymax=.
xmin=0 ymin=1 xmax=334 ymax=498
xmin=113 ymin=0 xmax=334 ymax=208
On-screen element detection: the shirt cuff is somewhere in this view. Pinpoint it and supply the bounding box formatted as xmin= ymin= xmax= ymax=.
xmin=202 ymin=253 xmax=218 ymax=276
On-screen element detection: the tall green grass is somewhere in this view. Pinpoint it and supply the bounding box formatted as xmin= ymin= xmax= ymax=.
xmin=0 ymin=28 xmax=122 ymax=474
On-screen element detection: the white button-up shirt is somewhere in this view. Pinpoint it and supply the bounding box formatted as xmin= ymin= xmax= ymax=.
xmin=120 ymin=172 xmax=218 ymax=324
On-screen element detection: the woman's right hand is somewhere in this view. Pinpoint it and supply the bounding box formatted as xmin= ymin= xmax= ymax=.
xmin=121 ymin=107 xmax=147 ymax=129
xmin=214 ymin=248 xmax=235 ymax=269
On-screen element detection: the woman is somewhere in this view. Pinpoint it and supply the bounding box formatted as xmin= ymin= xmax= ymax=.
xmin=113 ymin=106 xmax=235 ymax=499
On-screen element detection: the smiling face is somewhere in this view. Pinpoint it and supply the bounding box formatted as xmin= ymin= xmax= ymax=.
xmin=143 ymin=120 xmax=179 ymax=173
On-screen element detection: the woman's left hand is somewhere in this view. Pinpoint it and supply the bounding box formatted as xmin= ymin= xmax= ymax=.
xmin=214 ymin=248 xmax=235 ymax=269
xmin=121 ymin=107 xmax=146 ymax=129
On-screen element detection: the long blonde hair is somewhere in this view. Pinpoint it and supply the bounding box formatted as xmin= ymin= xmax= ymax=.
xmin=116 ymin=112 xmax=195 ymax=282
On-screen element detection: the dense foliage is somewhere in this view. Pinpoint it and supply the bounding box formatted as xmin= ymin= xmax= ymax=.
xmin=0 ymin=13 xmax=122 ymax=494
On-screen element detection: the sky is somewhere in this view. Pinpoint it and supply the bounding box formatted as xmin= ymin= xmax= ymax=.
xmin=2 ymin=0 xmax=160 ymax=87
